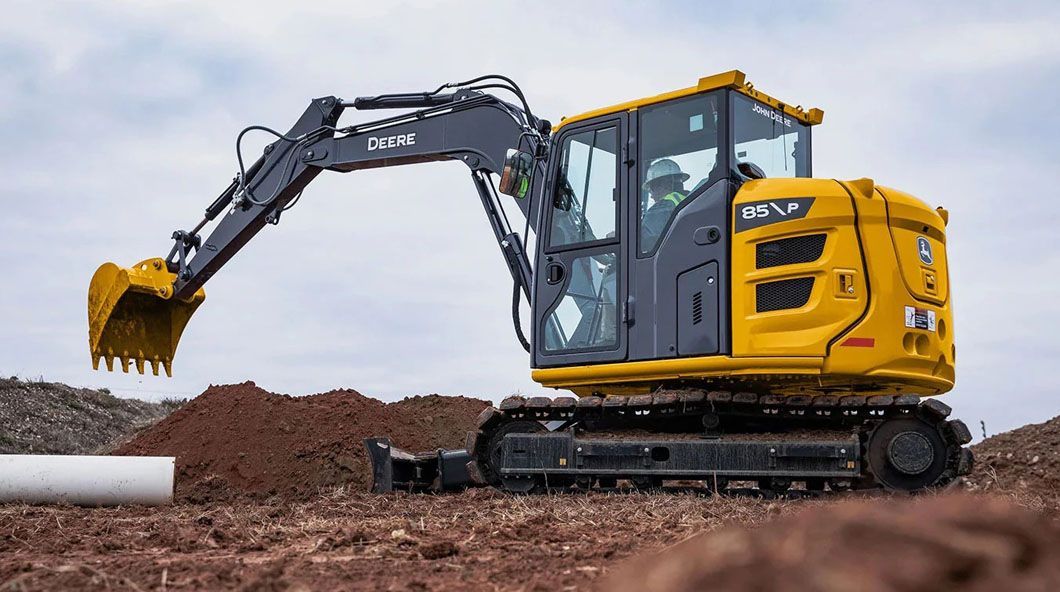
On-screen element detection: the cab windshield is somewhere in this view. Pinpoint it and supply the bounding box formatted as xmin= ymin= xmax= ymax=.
xmin=731 ymin=93 xmax=810 ymax=178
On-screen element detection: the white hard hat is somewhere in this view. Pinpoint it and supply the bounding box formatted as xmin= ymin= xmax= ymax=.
xmin=643 ymin=158 xmax=690 ymax=189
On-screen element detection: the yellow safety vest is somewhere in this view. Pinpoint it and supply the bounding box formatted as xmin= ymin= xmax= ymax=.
xmin=662 ymin=191 xmax=687 ymax=207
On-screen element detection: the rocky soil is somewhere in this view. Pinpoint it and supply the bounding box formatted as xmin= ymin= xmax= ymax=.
xmin=0 ymin=377 xmax=176 ymax=455
xmin=963 ymin=415 xmax=1060 ymax=505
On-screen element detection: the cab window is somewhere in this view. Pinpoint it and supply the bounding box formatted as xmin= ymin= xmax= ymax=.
xmin=543 ymin=252 xmax=618 ymax=352
xmin=638 ymin=92 xmax=723 ymax=255
xmin=548 ymin=125 xmax=619 ymax=249
xmin=731 ymin=93 xmax=810 ymax=179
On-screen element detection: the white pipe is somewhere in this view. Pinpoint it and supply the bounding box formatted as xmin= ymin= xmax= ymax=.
xmin=0 ymin=455 xmax=175 ymax=506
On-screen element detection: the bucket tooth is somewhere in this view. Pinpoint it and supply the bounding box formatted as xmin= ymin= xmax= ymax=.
xmin=87 ymin=258 xmax=204 ymax=377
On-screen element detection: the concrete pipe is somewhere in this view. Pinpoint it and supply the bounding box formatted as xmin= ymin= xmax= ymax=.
xmin=0 ymin=455 xmax=175 ymax=506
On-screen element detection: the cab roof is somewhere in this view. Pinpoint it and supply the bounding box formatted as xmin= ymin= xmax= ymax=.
xmin=553 ymin=70 xmax=824 ymax=132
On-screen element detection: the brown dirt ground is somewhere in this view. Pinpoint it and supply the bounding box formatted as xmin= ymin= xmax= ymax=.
xmin=3 ymin=383 xmax=1060 ymax=591
xmin=1 ymin=489 xmax=1056 ymax=592
xmin=0 ymin=488 xmax=805 ymax=591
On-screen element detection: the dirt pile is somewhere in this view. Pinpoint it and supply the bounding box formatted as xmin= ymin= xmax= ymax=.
xmin=0 ymin=377 xmax=175 ymax=454
xmin=114 ymin=382 xmax=489 ymax=500
xmin=964 ymin=415 xmax=1060 ymax=499
xmin=606 ymin=493 xmax=1060 ymax=592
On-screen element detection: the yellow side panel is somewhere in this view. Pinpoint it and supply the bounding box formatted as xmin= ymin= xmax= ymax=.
xmin=878 ymin=186 xmax=950 ymax=305
xmin=823 ymin=182 xmax=954 ymax=395
xmin=731 ymin=179 xmax=867 ymax=357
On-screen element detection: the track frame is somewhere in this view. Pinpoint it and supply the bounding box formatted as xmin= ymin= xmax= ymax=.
xmin=469 ymin=390 xmax=973 ymax=494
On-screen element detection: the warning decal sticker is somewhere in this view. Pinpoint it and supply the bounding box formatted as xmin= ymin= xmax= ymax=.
xmin=904 ymin=306 xmax=936 ymax=331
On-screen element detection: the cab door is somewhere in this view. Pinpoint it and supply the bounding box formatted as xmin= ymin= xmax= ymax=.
xmin=532 ymin=115 xmax=628 ymax=368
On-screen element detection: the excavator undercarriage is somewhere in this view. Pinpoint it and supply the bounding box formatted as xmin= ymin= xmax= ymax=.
xmin=369 ymin=389 xmax=972 ymax=495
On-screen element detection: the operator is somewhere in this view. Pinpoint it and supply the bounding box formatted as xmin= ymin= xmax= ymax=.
xmin=640 ymin=158 xmax=690 ymax=250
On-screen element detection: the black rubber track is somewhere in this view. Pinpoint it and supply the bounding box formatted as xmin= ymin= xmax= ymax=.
xmin=470 ymin=390 xmax=973 ymax=494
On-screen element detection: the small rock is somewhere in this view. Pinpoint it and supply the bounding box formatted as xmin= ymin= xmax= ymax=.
xmin=419 ymin=541 xmax=459 ymax=559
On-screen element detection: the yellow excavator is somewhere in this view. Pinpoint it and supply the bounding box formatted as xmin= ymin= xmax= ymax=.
xmin=89 ymin=71 xmax=972 ymax=494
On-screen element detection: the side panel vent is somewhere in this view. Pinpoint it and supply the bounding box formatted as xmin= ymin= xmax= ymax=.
xmin=756 ymin=277 xmax=815 ymax=313
xmin=677 ymin=261 xmax=719 ymax=356
xmin=756 ymin=234 xmax=826 ymax=269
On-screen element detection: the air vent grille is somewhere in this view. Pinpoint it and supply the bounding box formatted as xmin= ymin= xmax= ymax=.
xmin=692 ymin=291 xmax=703 ymax=325
xmin=756 ymin=234 xmax=826 ymax=269
xmin=756 ymin=277 xmax=815 ymax=313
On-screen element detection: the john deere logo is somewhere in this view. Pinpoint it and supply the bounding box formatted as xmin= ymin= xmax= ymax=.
xmin=750 ymin=102 xmax=793 ymax=128
xmin=917 ymin=236 xmax=933 ymax=265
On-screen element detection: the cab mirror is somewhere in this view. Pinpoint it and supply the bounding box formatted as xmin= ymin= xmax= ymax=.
xmin=498 ymin=149 xmax=533 ymax=199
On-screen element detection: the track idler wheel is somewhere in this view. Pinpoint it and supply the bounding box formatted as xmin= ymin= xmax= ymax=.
xmin=865 ymin=416 xmax=951 ymax=491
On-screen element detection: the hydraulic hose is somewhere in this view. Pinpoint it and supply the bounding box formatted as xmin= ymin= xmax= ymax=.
xmin=512 ymin=281 xmax=531 ymax=353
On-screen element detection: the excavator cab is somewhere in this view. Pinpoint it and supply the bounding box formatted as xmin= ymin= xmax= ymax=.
xmin=527 ymin=73 xmax=954 ymax=402
xmin=528 ymin=78 xmax=815 ymax=377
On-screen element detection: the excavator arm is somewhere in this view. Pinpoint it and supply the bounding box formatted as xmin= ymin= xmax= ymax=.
xmin=88 ymin=79 xmax=549 ymax=376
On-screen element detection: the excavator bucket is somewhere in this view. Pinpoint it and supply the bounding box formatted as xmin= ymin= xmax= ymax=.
xmin=87 ymin=258 xmax=204 ymax=377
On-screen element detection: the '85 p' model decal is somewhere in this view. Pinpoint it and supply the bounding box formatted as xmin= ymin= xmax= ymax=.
xmin=735 ymin=197 xmax=815 ymax=232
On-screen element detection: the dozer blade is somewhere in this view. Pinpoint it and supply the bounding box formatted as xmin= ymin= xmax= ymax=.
xmin=364 ymin=438 xmax=475 ymax=493
xmin=87 ymin=258 xmax=204 ymax=377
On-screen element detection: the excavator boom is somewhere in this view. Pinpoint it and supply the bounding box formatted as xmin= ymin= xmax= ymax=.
xmin=88 ymin=79 xmax=546 ymax=374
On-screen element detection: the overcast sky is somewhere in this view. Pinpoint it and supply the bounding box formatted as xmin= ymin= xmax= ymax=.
xmin=1 ymin=1 xmax=1057 ymax=439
